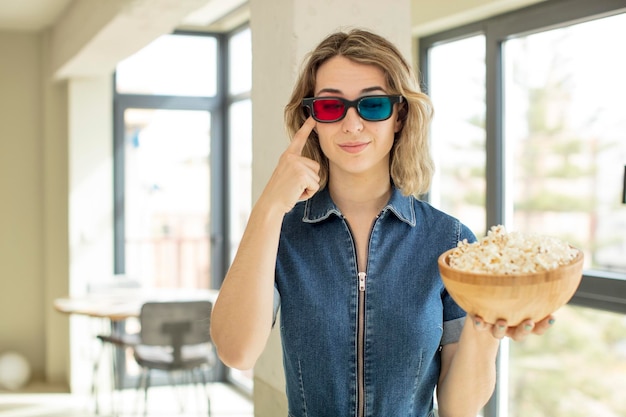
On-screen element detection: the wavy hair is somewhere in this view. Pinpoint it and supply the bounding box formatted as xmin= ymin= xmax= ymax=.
xmin=284 ymin=29 xmax=434 ymax=196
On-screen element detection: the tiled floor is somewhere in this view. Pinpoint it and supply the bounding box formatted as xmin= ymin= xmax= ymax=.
xmin=0 ymin=382 xmax=253 ymax=417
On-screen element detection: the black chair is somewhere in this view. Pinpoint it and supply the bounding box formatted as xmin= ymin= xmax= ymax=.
xmin=133 ymin=300 xmax=216 ymax=416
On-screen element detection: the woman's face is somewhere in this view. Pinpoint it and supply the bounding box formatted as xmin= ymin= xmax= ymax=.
xmin=313 ymin=56 xmax=402 ymax=182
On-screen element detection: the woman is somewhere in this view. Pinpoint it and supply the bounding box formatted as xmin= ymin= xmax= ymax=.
xmin=211 ymin=29 xmax=553 ymax=417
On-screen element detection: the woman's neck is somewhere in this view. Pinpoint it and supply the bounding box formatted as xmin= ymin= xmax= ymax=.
xmin=328 ymin=173 xmax=392 ymax=216
xmin=328 ymin=172 xmax=392 ymax=274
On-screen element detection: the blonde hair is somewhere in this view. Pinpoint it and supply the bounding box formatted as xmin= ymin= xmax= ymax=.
xmin=284 ymin=29 xmax=434 ymax=196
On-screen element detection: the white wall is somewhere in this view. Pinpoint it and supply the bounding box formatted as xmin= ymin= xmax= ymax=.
xmin=0 ymin=31 xmax=48 ymax=380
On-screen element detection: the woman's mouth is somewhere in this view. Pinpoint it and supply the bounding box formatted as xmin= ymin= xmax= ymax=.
xmin=339 ymin=142 xmax=369 ymax=154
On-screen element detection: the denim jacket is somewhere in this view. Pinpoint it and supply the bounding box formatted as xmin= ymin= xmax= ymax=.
xmin=275 ymin=186 xmax=476 ymax=417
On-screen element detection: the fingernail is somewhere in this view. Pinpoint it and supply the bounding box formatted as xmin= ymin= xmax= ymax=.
xmin=524 ymin=324 xmax=533 ymax=331
xmin=475 ymin=319 xmax=482 ymax=327
xmin=548 ymin=318 xmax=556 ymax=326
xmin=497 ymin=324 xmax=506 ymax=331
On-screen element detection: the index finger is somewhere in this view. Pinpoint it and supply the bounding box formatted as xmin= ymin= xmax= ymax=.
xmin=287 ymin=117 xmax=316 ymax=155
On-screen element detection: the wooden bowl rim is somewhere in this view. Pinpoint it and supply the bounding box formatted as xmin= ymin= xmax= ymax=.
xmin=438 ymin=245 xmax=583 ymax=283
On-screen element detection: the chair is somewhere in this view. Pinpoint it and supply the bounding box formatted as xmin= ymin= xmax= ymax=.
xmin=132 ymin=300 xmax=216 ymax=416
xmin=88 ymin=276 xmax=142 ymax=415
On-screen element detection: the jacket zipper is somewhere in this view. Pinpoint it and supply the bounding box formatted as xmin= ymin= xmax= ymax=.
xmin=357 ymin=271 xmax=367 ymax=417
xmin=346 ymin=212 xmax=382 ymax=417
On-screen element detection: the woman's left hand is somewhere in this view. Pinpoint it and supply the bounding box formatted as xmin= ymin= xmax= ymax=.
xmin=472 ymin=315 xmax=555 ymax=342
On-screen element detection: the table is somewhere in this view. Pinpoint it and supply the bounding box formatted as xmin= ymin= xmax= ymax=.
xmin=54 ymin=287 xmax=219 ymax=414
xmin=54 ymin=288 xmax=219 ymax=321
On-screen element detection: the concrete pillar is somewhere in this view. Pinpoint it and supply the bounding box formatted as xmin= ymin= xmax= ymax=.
xmin=248 ymin=1 xmax=412 ymax=415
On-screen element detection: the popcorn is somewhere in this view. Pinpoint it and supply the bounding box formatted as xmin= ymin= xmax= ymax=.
xmin=447 ymin=225 xmax=578 ymax=274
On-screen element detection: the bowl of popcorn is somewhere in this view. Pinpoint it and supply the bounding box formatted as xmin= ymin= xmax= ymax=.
xmin=438 ymin=225 xmax=584 ymax=326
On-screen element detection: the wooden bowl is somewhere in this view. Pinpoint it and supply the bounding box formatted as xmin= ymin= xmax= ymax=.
xmin=438 ymin=248 xmax=584 ymax=326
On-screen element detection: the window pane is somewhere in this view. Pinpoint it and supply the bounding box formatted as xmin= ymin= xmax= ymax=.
xmin=116 ymin=34 xmax=217 ymax=96
xmin=504 ymin=12 xmax=626 ymax=417
xmin=229 ymin=28 xmax=252 ymax=95
xmin=124 ymin=109 xmax=211 ymax=288
xmin=428 ymin=35 xmax=487 ymax=237
xmin=228 ymin=99 xmax=252 ymax=262
xmin=508 ymin=305 xmax=626 ymax=416
xmin=503 ymin=13 xmax=626 ymax=274
xmin=227 ymin=98 xmax=253 ymax=391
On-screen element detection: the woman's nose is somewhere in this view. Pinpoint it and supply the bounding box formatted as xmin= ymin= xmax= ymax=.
xmin=341 ymin=107 xmax=363 ymax=133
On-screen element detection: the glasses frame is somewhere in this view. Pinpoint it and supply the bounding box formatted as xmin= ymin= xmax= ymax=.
xmin=302 ymin=95 xmax=404 ymax=123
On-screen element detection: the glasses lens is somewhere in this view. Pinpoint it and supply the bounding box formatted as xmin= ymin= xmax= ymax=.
xmin=312 ymin=99 xmax=345 ymax=121
xmin=358 ymin=97 xmax=392 ymax=121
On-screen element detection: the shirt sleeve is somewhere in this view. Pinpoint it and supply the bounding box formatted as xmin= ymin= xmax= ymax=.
xmin=441 ymin=316 xmax=465 ymax=345
xmin=440 ymin=221 xmax=475 ymax=345
xmin=272 ymin=283 xmax=281 ymax=327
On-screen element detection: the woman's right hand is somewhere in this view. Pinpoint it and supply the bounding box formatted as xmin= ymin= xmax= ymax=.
xmin=260 ymin=117 xmax=321 ymax=214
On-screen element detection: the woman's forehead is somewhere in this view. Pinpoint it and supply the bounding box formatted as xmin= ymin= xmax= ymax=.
xmin=314 ymin=56 xmax=387 ymax=97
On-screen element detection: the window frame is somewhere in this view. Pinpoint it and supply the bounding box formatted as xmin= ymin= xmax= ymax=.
xmin=419 ymin=0 xmax=626 ymax=314
xmin=113 ymin=30 xmax=229 ymax=290
xmin=112 ymin=28 xmax=250 ymax=386
xmin=419 ymin=1 xmax=626 ymax=415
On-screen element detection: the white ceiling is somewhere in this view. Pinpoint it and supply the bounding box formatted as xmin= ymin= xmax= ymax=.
xmin=1 ymin=0 xmax=547 ymax=37
xmin=0 ymin=0 xmax=247 ymax=32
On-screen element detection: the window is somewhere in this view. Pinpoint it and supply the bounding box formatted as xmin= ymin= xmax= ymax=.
xmin=113 ymin=28 xmax=253 ymax=390
xmin=420 ymin=1 xmax=626 ymax=416
xmin=427 ymin=35 xmax=486 ymax=237
xmin=113 ymin=31 xmax=223 ymax=388
xmin=508 ymin=305 xmax=626 ymax=417
xmin=116 ymin=34 xmax=217 ymax=96
xmin=121 ymin=108 xmax=212 ymax=288
xmin=114 ymin=32 xmax=224 ymax=290
xmin=503 ymin=14 xmax=626 ymax=275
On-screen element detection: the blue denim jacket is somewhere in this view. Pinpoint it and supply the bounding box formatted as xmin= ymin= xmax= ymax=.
xmin=275 ymin=186 xmax=476 ymax=417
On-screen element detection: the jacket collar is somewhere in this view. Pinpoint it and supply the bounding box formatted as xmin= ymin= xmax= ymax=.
xmin=302 ymin=185 xmax=416 ymax=227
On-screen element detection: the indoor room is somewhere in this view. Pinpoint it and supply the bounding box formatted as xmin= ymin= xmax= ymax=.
xmin=1 ymin=0 xmax=625 ymax=416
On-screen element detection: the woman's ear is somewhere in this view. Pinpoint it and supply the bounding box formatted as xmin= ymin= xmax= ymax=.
xmin=394 ymin=117 xmax=403 ymax=133
xmin=395 ymin=101 xmax=408 ymax=133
